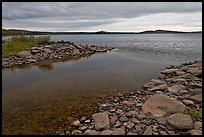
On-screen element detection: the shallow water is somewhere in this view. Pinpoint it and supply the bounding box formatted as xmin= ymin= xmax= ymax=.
xmin=2 ymin=34 xmax=202 ymax=134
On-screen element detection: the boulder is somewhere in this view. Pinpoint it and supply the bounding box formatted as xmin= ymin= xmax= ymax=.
xmin=143 ymin=125 xmax=153 ymax=135
xmin=16 ymin=51 xmax=32 ymax=58
xmin=148 ymin=83 xmax=168 ymax=92
xmin=100 ymin=130 xmax=113 ymax=135
xmin=168 ymin=84 xmax=186 ymax=93
xmin=112 ymin=128 xmax=125 ymax=135
xmin=161 ymin=68 xmax=180 ymax=74
xmin=92 ymin=112 xmax=110 ymax=130
xmin=189 ymin=130 xmax=202 ymax=135
xmin=166 ymin=113 xmax=193 ymax=130
xmin=142 ymin=94 xmax=186 ymax=117
xmin=189 ymin=94 xmax=202 ymax=103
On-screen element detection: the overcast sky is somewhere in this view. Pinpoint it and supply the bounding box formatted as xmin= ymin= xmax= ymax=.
xmin=2 ymin=2 xmax=202 ymax=32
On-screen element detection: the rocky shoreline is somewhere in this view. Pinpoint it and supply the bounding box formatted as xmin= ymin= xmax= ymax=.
xmin=2 ymin=41 xmax=114 ymax=68
xmin=54 ymin=60 xmax=202 ymax=135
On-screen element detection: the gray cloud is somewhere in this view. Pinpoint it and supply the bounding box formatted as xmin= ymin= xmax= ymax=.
xmin=2 ymin=2 xmax=202 ymax=32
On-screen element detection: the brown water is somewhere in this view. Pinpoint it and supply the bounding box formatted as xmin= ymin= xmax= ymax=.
xmin=2 ymin=34 xmax=202 ymax=134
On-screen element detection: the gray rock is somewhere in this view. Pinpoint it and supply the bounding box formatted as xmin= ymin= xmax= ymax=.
xmin=179 ymin=90 xmax=189 ymax=94
xmin=161 ymin=68 xmax=180 ymax=74
xmin=159 ymin=130 xmax=168 ymax=135
xmin=92 ymin=112 xmax=110 ymax=130
xmin=16 ymin=51 xmax=32 ymax=58
xmin=156 ymin=117 xmax=167 ymax=125
xmin=136 ymin=113 xmax=146 ymax=120
xmin=182 ymin=100 xmax=194 ymax=106
xmin=193 ymin=121 xmax=202 ymax=130
xmin=149 ymin=83 xmax=168 ymax=92
xmin=125 ymin=111 xmax=133 ymax=117
xmin=110 ymin=115 xmax=117 ymax=125
xmin=84 ymin=130 xmax=100 ymax=135
xmin=134 ymin=124 xmax=142 ymax=132
xmin=100 ymin=130 xmax=113 ymax=135
xmin=167 ymin=130 xmax=176 ymax=135
xmin=142 ymin=94 xmax=186 ymax=117
xmin=189 ymin=94 xmax=202 ymax=103
xmin=114 ymin=121 xmax=122 ymax=128
xmin=127 ymin=132 xmax=138 ymax=135
xmin=112 ymin=128 xmax=125 ymax=135
xmin=131 ymin=118 xmax=140 ymax=124
xmin=143 ymin=125 xmax=153 ymax=135
xmin=167 ymin=113 xmax=193 ymax=130
xmin=119 ymin=115 xmax=129 ymax=122
xmin=189 ymin=129 xmax=202 ymax=135
xmin=84 ymin=119 xmax=91 ymax=123
xmin=71 ymin=130 xmax=83 ymax=135
xmin=79 ymin=126 xmax=88 ymax=130
xmin=168 ymin=84 xmax=186 ymax=93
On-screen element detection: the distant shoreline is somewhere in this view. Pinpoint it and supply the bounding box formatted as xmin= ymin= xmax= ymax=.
xmin=2 ymin=29 xmax=202 ymax=36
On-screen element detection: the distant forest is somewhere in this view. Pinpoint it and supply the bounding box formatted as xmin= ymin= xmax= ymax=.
xmin=2 ymin=28 xmax=202 ymax=36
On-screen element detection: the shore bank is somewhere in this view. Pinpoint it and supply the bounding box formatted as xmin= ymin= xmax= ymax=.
xmin=54 ymin=60 xmax=202 ymax=135
xmin=2 ymin=41 xmax=114 ymax=68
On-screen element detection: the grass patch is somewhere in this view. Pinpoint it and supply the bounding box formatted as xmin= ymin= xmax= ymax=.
xmin=183 ymin=108 xmax=202 ymax=120
xmin=2 ymin=35 xmax=50 ymax=57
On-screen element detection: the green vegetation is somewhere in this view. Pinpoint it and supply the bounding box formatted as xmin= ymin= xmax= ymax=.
xmin=183 ymin=108 xmax=202 ymax=120
xmin=2 ymin=36 xmax=50 ymax=57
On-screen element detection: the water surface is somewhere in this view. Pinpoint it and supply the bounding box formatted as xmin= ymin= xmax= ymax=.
xmin=2 ymin=34 xmax=202 ymax=134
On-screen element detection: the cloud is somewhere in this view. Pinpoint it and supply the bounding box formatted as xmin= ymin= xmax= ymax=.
xmin=2 ymin=2 xmax=202 ymax=32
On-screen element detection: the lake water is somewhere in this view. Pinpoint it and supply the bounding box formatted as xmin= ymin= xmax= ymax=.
xmin=2 ymin=34 xmax=202 ymax=134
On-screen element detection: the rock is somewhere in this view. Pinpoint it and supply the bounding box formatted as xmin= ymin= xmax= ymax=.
xmin=193 ymin=121 xmax=202 ymax=130
xmin=161 ymin=68 xmax=180 ymax=74
xmin=79 ymin=126 xmax=88 ymax=130
xmin=110 ymin=115 xmax=117 ymax=125
xmin=127 ymin=132 xmax=138 ymax=135
xmin=189 ymin=130 xmax=202 ymax=135
xmin=84 ymin=130 xmax=100 ymax=135
xmin=142 ymin=94 xmax=186 ymax=117
xmin=71 ymin=130 xmax=82 ymax=135
xmin=72 ymin=120 xmax=80 ymax=126
xmin=167 ymin=113 xmax=193 ymax=130
xmin=123 ymin=100 xmax=136 ymax=105
xmin=114 ymin=121 xmax=122 ymax=128
xmin=100 ymin=130 xmax=113 ymax=135
xmin=84 ymin=119 xmax=91 ymax=123
xmin=112 ymin=128 xmax=125 ymax=135
xmin=43 ymin=48 xmax=52 ymax=53
xmin=92 ymin=112 xmax=110 ymax=130
xmin=156 ymin=117 xmax=167 ymax=125
xmin=189 ymin=94 xmax=202 ymax=103
xmin=182 ymin=100 xmax=194 ymax=106
xmin=125 ymin=111 xmax=133 ymax=117
xmin=134 ymin=124 xmax=142 ymax=132
xmin=167 ymin=130 xmax=176 ymax=135
xmin=27 ymin=59 xmax=37 ymax=63
xmin=143 ymin=125 xmax=153 ymax=135
xmin=187 ymin=67 xmax=202 ymax=75
xmin=150 ymin=79 xmax=166 ymax=84
xmin=16 ymin=51 xmax=32 ymax=58
xmin=119 ymin=115 xmax=129 ymax=122
xmin=149 ymin=83 xmax=168 ymax=92
xmin=131 ymin=118 xmax=140 ymax=124
xmin=168 ymin=84 xmax=186 ymax=93
xmin=136 ymin=113 xmax=146 ymax=120
xmin=179 ymin=90 xmax=189 ymax=94
xmin=124 ymin=121 xmax=134 ymax=129
xmin=159 ymin=130 xmax=168 ymax=135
